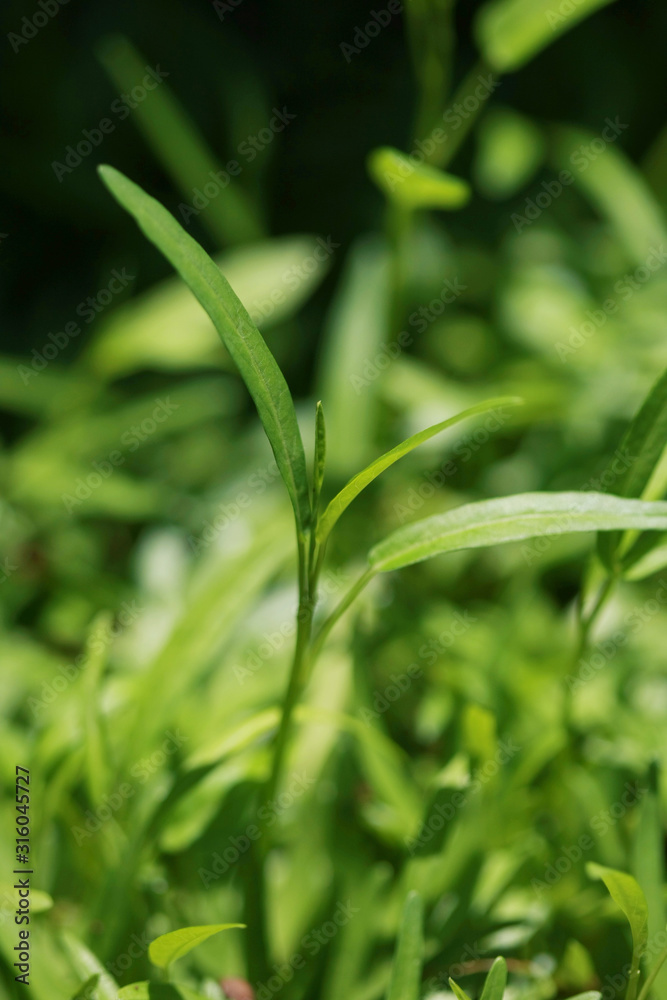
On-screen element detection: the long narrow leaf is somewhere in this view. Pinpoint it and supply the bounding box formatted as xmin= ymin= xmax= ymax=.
xmin=98 ymin=165 xmax=310 ymax=534
xmin=369 ymin=492 xmax=667 ymax=573
xmin=480 ymin=957 xmax=508 ymax=1000
xmin=386 ymin=892 xmax=424 ymax=1000
xmin=317 ymin=397 xmax=521 ymax=544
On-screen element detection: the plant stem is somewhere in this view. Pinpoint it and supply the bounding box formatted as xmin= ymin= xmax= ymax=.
xmin=311 ymin=568 xmax=375 ymax=662
xmin=636 ymin=943 xmax=667 ymax=1000
xmin=427 ymin=57 xmax=497 ymax=169
xmin=266 ymin=536 xmax=314 ymax=803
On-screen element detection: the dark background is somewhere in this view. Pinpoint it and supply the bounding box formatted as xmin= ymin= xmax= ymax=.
xmin=1 ymin=0 xmax=666 ymax=362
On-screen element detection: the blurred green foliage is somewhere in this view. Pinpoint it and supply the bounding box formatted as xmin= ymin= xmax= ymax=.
xmin=2 ymin=2 xmax=667 ymax=1000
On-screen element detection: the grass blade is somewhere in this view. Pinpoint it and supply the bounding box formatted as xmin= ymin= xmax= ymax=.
xmin=98 ymin=165 xmax=311 ymax=534
xmin=97 ymin=35 xmax=263 ymax=245
xmin=317 ymin=397 xmax=521 ymax=544
xmin=369 ymin=492 xmax=667 ymax=573
xmin=632 ymin=762 xmax=667 ymax=1000
xmin=386 ymin=891 xmax=424 ymax=1000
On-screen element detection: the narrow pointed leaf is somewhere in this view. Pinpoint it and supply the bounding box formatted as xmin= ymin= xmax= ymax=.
xmin=449 ymin=980 xmax=474 ymax=1000
xmin=317 ymin=397 xmax=521 ymax=543
xmin=563 ymin=993 xmax=602 ymax=1000
xmin=148 ymin=924 xmax=245 ymax=970
xmin=369 ymin=492 xmax=667 ymax=573
xmin=587 ymin=863 xmax=648 ymax=1000
xmin=368 ymin=147 xmax=470 ymax=209
xmin=98 ymin=165 xmax=310 ymax=533
xmin=480 ymin=957 xmax=508 ymax=1000
xmin=632 ymin=763 xmax=667 ymax=1000
xmin=313 ymin=400 xmax=326 ymax=514
xmin=386 ymin=891 xmax=424 ymax=1000
xmin=598 ymin=368 xmax=667 ymax=570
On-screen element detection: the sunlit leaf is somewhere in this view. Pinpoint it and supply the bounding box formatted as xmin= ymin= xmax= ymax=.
xmin=475 ymin=0 xmax=617 ymax=73
xmin=148 ymin=924 xmax=245 ymax=970
xmin=368 ymin=147 xmax=470 ymax=210
xmin=118 ymin=984 xmax=208 ymax=1000
xmin=98 ymin=165 xmax=310 ymax=535
xmin=480 ymin=957 xmax=508 ymax=1000
xmin=369 ymin=492 xmax=667 ymax=573
xmin=449 ymin=978 xmax=474 ymax=1000
xmin=317 ymin=397 xmax=522 ymax=543
xmin=70 ymin=975 xmax=100 ymax=1000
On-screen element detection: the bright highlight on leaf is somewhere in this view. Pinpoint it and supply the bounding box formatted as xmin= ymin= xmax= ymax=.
xmin=475 ymin=0 xmax=617 ymax=73
xmin=386 ymin=891 xmax=424 ymax=1000
xmin=148 ymin=923 xmax=245 ymax=970
xmin=118 ymin=984 xmax=208 ymax=1000
xmin=317 ymin=397 xmax=522 ymax=544
xmin=480 ymin=956 xmax=508 ymax=1000
xmin=97 ymin=165 xmax=311 ymax=535
xmin=368 ymin=492 xmax=667 ymax=572
xmin=368 ymin=147 xmax=470 ymax=210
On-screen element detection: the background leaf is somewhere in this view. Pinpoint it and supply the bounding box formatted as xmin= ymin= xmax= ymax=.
xmin=386 ymin=891 xmax=424 ymax=1000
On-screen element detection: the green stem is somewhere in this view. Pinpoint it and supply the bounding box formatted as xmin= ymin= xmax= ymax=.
xmin=311 ymin=568 xmax=375 ymax=662
xmin=266 ymin=533 xmax=317 ymax=803
xmin=427 ymin=57 xmax=497 ymax=169
xmin=636 ymin=942 xmax=667 ymax=1000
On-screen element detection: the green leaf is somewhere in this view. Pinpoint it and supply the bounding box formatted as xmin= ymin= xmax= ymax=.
xmin=148 ymin=924 xmax=245 ymax=970
xmin=368 ymin=147 xmax=470 ymax=210
xmin=60 ymin=932 xmax=119 ymax=1000
xmin=317 ymin=397 xmax=522 ymax=543
xmin=475 ymin=0 xmax=617 ymax=73
xmin=386 ymin=892 xmax=424 ymax=1000
xmin=633 ymin=763 xmax=667 ymax=1000
xmin=313 ymin=400 xmax=327 ymax=515
xmin=70 ymin=975 xmax=100 ymax=1000
xmin=597 ymin=368 xmax=667 ymax=570
xmin=369 ymin=492 xmax=667 ymax=573
xmin=449 ymin=979 xmax=474 ymax=1000
xmin=118 ymin=984 xmax=209 ymax=1000
xmin=587 ymin=863 xmax=648 ymax=1000
xmin=480 ymin=958 xmax=508 ymax=1000
xmin=98 ymin=165 xmax=310 ymax=535
xmin=563 ymin=993 xmax=602 ymax=1000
